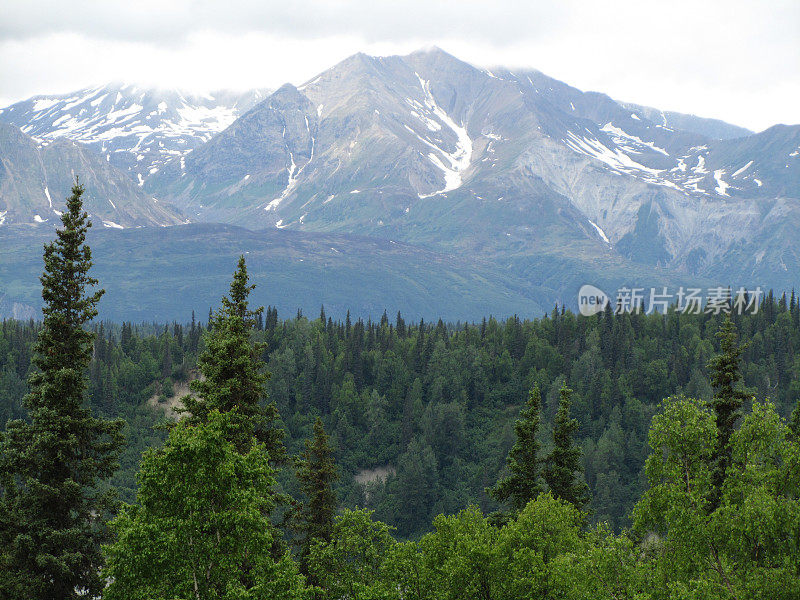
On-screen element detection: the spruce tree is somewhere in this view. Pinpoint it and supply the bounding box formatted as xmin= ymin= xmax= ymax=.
xmin=543 ymin=382 xmax=590 ymax=511
xmin=790 ymin=399 xmax=800 ymax=442
xmin=182 ymin=256 xmax=286 ymax=463
xmin=0 ymin=181 xmax=124 ymax=599
xmin=489 ymin=385 xmax=543 ymax=512
xmin=294 ymin=417 xmax=339 ymax=574
xmin=707 ymin=319 xmax=750 ymax=509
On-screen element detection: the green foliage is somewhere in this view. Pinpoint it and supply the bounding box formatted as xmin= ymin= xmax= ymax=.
xmin=183 ymin=256 xmax=286 ymax=461
xmin=1 ymin=275 xmax=799 ymax=596
xmin=489 ymin=385 xmax=543 ymax=513
xmin=790 ymin=399 xmax=800 ymax=441
xmin=543 ymin=382 xmax=590 ymax=511
xmin=496 ymin=493 xmax=586 ymax=599
xmin=633 ymin=396 xmax=800 ymax=598
xmin=0 ymin=182 xmax=124 ymax=599
xmin=418 ymin=505 xmax=503 ymax=600
xmin=103 ymin=410 xmax=307 ymax=600
xmin=707 ymin=319 xmax=751 ymax=509
xmin=294 ymin=417 xmax=339 ymax=572
xmin=5 ymin=298 xmax=800 ymax=538
xmin=308 ymin=508 xmax=396 ymax=600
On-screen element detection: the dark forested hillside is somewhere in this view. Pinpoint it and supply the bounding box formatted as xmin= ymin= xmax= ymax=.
xmin=2 ymin=294 xmax=798 ymax=537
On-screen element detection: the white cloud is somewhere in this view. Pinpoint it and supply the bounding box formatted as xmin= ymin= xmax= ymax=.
xmin=0 ymin=0 xmax=797 ymax=131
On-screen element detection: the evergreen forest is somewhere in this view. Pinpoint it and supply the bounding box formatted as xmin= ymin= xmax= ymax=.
xmin=1 ymin=183 xmax=798 ymax=599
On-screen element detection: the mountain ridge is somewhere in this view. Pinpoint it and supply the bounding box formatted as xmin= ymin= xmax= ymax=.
xmin=0 ymin=123 xmax=184 ymax=228
xmin=1 ymin=47 xmax=797 ymax=319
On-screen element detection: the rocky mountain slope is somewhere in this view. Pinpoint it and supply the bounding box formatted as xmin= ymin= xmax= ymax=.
xmin=145 ymin=48 xmax=799 ymax=295
xmin=2 ymin=48 xmax=797 ymax=317
xmin=0 ymin=84 xmax=266 ymax=183
xmin=0 ymin=123 xmax=183 ymax=228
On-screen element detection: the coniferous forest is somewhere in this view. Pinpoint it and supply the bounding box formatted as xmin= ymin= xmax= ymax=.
xmin=1 ymin=183 xmax=799 ymax=599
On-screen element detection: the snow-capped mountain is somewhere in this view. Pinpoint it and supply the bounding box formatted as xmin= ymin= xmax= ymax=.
xmin=0 ymin=123 xmax=184 ymax=228
xmin=0 ymin=84 xmax=267 ymax=184
xmin=2 ymin=48 xmax=798 ymax=315
xmin=142 ymin=47 xmax=799 ymax=296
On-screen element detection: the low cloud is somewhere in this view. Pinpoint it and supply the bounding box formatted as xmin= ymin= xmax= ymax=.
xmin=0 ymin=1 xmax=798 ymax=131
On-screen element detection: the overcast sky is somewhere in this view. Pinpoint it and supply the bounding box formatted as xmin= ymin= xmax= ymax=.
xmin=1 ymin=0 xmax=797 ymax=132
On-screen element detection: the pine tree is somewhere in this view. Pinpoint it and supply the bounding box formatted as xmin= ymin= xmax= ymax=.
xmin=0 ymin=180 xmax=125 ymax=599
xmin=489 ymin=385 xmax=543 ymax=512
xmin=543 ymin=382 xmax=590 ymax=511
xmin=707 ymin=319 xmax=750 ymax=509
xmin=294 ymin=417 xmax=339 ymax=574
xmin=182 ymin=256 xmax=286 ymax=463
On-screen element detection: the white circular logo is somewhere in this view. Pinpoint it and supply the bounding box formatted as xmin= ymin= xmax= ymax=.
xmin=577 ymin=284 xmax=609 ymax=316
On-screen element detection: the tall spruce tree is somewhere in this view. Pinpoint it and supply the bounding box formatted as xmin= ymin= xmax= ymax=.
xmin=295 ymin=417 xmax=339 ymax=574
xmin=543 ymin=382 xmax=590 ymax=511
xmin=0 ymin=181 xmax=124 ymax=599
xmin=707 ymin=319 xmax=750 ymax=509
xmin=489 ymin=385 xmax=543 ymax=512
xmin=182 ymin=256 xmax=286 ymax=463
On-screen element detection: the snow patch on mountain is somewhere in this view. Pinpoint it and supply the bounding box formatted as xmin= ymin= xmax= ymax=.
xmin=563 ymin=131 xmax=662 ymax=176
xmin=266 ymin=151 xmax=298 ymax=212
xmin=692 ymin=155 xmax=708 ymax=174
xmin=714 ymin=170 xmax=730 ymax=196
xmin=0 ymin=84 xmax=266 ymax=184
xmin=414 ymin=74 xmax=473 ymax=198
xmin=732 ymin=160 xmax=753 ymax=177
xmin=589 ymin=220 xmax=611 ymax=244
xmin=599 ymin=122 xmax=669 ymax=156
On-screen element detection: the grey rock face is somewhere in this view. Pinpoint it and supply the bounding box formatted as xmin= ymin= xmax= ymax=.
xmin=0 ymin=84 xmax=267 ymax=184
xmin=0 ymin=123 xmax=184 ymax=228
xmin=4 ymin=48 xmax=798 ymax=312
xmin=142 ymin=48 xmax=798 ymax=297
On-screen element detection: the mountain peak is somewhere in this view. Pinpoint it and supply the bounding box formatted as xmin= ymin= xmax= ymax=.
xmin=409 ymin=44 xmax=447 ymax=56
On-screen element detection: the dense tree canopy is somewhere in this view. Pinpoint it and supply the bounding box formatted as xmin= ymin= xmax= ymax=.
xmin=2 ymin=296 xmax=800 ymax=537
xmin=2 ymin=220 xmax=800 ymax=599
xmin=103 ymin=410 xmax=306 ymax=600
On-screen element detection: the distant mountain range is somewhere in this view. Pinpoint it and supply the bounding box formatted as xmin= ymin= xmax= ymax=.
xmin=1 ymin=48 xmax=798 ymax=320
xmin=0 ymin=84 xmax=267 ymax=180
xmin=0 ymin=123 xmax=183 ymax=228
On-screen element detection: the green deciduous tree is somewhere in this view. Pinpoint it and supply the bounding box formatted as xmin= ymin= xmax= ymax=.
xmin=543 ymin=382 xmax=590 ymax=511
xmin=497 ymin=493 xmax=586 ymax=599
xmin=490 ymin=385 xmax=544 ymax=513
xmin=103 ymin=409 xmax=307 ymax=600
xmin=308 ymin=508 xmax=396 ymax=600
xmin=0 ymin=181 xmax=124 ymax=599
xmin=632 ymin=395 xmax=717 ymax=595
xmin=633 ymin=395 xmax=800 ymax=599
xmin=418 ymin=506 xmax=502 ymax=600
